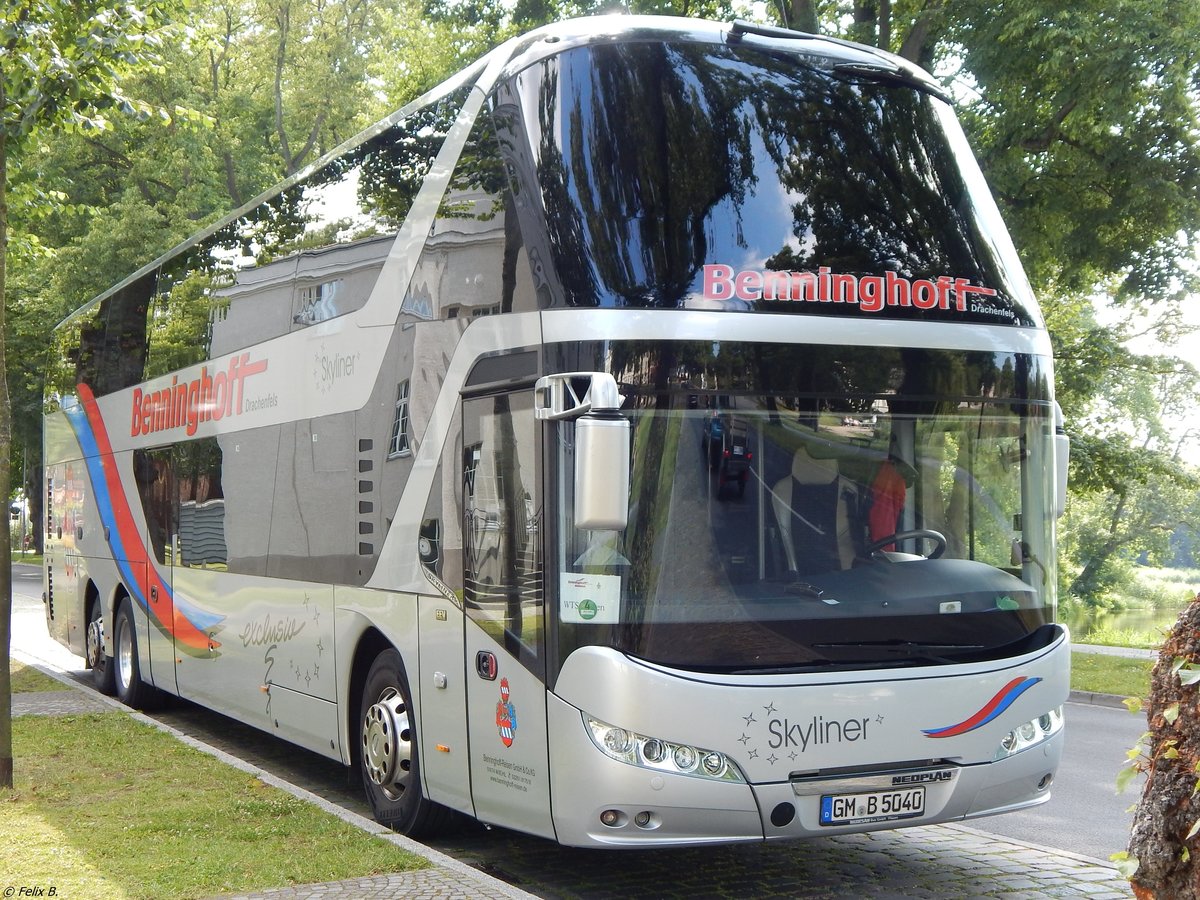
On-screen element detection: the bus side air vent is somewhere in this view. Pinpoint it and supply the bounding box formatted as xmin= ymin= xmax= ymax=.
xmin=357 ymin=439 xmax=375 ymax=557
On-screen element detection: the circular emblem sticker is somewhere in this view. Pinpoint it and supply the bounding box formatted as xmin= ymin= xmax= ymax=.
xmin=577 ymin=599 xmax=598 ymax=621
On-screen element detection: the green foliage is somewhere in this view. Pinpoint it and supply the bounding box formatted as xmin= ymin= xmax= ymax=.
xmin=944 ymin=0 xmax=1200 ymax=301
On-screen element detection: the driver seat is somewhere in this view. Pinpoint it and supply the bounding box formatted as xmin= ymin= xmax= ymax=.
xmin=771 ymin=443 xmax=856 ymax=576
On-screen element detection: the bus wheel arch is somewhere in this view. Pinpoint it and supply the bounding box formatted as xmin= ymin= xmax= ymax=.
xmin=84 ymin=582 xmax=116 ymax=695
xmin=355 ymin=640 xmax=456 ymax=836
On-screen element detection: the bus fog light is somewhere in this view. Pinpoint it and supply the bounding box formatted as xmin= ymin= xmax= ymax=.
xmin=600 ymin=809 xmax=623 ymax=827
xmin=634 ymin=810 xmax=652 ymax=828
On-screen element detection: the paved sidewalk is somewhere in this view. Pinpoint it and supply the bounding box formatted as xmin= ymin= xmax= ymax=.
xmin=1073 ymin=643 xmax=1157 ymax=659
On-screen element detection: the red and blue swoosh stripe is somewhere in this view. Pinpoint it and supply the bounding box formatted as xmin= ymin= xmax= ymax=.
xmin=923 ymin=676 xmax=1041 ymax=739
xmin=64 ymin=384 xmax=221 ymax=653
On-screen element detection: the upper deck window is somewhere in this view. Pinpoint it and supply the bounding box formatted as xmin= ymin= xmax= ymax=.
xmin=497 ymin=40 xmax=1039 ymax=328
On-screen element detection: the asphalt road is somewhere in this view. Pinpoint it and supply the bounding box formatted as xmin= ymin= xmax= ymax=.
xmin=7 ymin=566 xmax=1132 ymax=897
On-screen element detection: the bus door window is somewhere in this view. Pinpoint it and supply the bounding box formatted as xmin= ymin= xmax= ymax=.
xmin=133 ymin=448 xmax=178 ymax=565
xmin=461 ymin=392 xmax=543 ymax=674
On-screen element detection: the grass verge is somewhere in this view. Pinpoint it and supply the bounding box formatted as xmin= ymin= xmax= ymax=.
xmin=1071 ymin=651 xmax=1153 ymax=700
xmin=11 ymin=660 xmax=65 ymax=692
xmin=1 ymin=712 xmax=427 ymax=899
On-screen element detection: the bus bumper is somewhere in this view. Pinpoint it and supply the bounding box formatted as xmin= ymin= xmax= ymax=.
xmin=548 ymin=694 xmax=1063 ymax=847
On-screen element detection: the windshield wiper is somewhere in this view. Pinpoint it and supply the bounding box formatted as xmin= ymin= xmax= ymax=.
xmin=831 ymin=62 xmax=950 ymax=102
xmin=812 ymin=640 xmax=985 ymax=664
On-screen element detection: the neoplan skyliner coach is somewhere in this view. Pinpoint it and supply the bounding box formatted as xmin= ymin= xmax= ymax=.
xmin=44 ymin=15 xmax=1071 ymax=846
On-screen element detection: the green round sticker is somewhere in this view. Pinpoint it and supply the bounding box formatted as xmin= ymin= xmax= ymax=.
xmin=578 ymin=598 xmax=598 ymax=620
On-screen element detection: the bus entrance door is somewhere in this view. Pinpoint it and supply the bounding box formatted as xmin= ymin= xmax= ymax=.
xmin=461 ymin=390 xmax=554 ymax=839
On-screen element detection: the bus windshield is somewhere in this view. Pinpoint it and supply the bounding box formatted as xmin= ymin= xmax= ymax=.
xmin=500 ymin=36 xmax=1040 ymax=329
xmin=550 ymin=345 xmax=1057 ymax=675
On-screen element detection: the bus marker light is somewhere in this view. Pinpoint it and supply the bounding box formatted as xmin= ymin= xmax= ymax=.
xmin=437 ymin=744 xmax=451 ymax=753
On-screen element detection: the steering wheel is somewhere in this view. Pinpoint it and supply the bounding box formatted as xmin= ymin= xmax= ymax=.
xmin=865 ymin=529 xmax=947 ymax=560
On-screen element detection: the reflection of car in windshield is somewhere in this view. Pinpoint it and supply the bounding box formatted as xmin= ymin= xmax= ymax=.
xmin=717 ymin=422 xmax=751 ymax=498
xmin=702 ymin=415 xmax=752 ymax=498
xmin=702 ymin=415 xmax=725 ymax=470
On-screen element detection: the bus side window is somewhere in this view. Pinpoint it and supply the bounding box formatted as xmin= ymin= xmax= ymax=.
xmin=133 ymin=448 xmax=177 ymax=565
xmin=461 ymin=392 xmax=543 ymax=676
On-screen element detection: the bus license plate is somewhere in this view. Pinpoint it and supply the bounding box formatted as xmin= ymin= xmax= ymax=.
xmin=819 ymin=787 xmax=925 ymax=826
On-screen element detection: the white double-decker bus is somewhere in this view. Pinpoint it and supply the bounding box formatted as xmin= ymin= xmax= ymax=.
xmin=43 ymin=15 xmax=1070 ymax=847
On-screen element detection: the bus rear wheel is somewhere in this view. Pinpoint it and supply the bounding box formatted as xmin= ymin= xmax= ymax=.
xmin=359 ymin=649 xmax=455 ymax=836
xmin=86 ymin=600 xmax=116 ymax=695
xmin=113 ymin=598 xmax=163 ymax=710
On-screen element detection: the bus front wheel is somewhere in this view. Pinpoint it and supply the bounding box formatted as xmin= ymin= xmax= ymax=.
xmin=359 ymin=649 xmax=454 ymax=836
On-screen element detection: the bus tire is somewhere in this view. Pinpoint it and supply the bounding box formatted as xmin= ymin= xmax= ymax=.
xmin=113 ymin=598 xmax=163 ymax=710
xmin=359 ymin=649 xmax=455 ymax=836
xmin=86 ymin=599 xmax=117 ymax=695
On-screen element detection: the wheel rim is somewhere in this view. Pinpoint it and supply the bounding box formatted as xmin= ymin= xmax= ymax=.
xmin=86 ymin=612 xmax=105 ymax=671
xmin=362 ymin=686 xmax=413 ymax=801
xmin=115 ymin=615 xmax=134 ymax=692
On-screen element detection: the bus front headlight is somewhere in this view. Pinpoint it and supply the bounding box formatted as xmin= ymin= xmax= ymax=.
xmin=994 ymin=706 xmax=1063 ymax=760
xmin=585 ymin=715 xmax=745 ymax=783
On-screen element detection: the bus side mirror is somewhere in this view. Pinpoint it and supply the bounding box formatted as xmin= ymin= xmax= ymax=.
xmin=1053 ymin=403 xmax=1069 ymax=519
xmin=535 ymin=372 xmax=630 ymax=531
xmin=574 ymin=412 xmax=630 ymax=531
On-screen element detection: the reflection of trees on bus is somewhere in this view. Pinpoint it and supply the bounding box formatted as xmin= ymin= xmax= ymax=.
xmin=506 ymin=42 xmax=1029 ymax=327
xmin=531 ymin=43 xmax=756 ymax=309
xmin=62 ymin=91 xmax=467 ymax=399
xmin=462 ymin=395 xmax=542 ymax=659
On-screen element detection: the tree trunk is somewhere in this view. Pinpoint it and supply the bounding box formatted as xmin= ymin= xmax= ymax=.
xmin=1127 ymin=597 xmax=1200 ymax=898
xmin=1 ymin=79 xmax=15 ymax=791
xmin=786 ymin=0 xmax=819 ymax=33
xmin=897 ymin=0 xmax=946 ymax=66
